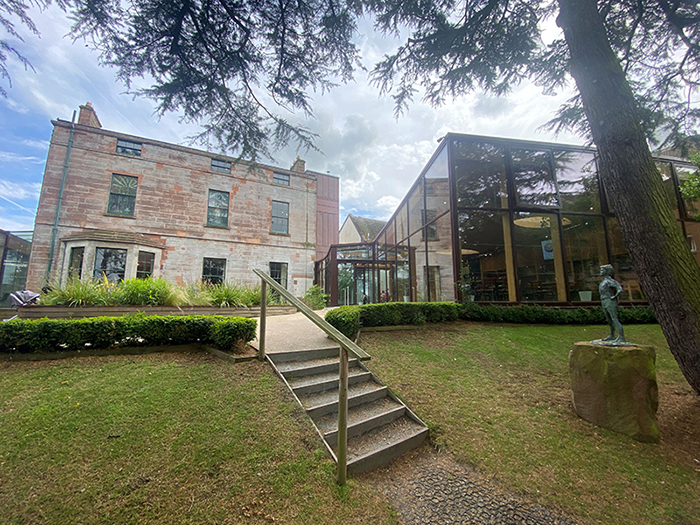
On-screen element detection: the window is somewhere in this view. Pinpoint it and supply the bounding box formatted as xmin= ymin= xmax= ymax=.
xmin=271 ymin=200 xmax=289 ymax=234
xmin=203 ymin=257 xmax=226 ymax=284
xmin=511 ymin=148 xmax=560 ymax=207
xmin=453 ymin=140 xmax=508 ymax=209
xmin=421 ymin=209 xmax=438 ymax=240
xmin=93 ymin=247 xmax=127 ymax=282
xmin=211 ymin=158 xmax=231 ymax=173
xmin=68 ymin=247 xmax=84 ymax=278
xmin=273 ymin=172 xmax=290 ymax=185
xmin=108 ymin=174 xmax=138 ymax=216
xmin=207 ymin=189 xmax=229 ymax=227
xmin=116 ymin=138 xmax=142 ymax=156
xmin=269 ymin=262 xmax=288 ymax=289
xmin=137 ymin=251 xmax=155 ymax=279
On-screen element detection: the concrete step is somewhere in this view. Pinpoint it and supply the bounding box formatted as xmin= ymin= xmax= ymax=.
xmin=304 ymin=382 xmax=389 ymax=419
xmin=289 ymin=369 xmax=371 ymax=396
xmin=317 ymin=397 xmax=407 ymax=447
xmin=268 ymin=347 xmax=340 ymax=364
xmin=277 ymin=355 xmax=361 ymax=380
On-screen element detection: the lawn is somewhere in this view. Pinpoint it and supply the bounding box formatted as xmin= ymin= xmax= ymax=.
xmin=359 ymin=322 xmax=700 ymax=525
xmin=0 ymin=352 xmax=395 ymax=524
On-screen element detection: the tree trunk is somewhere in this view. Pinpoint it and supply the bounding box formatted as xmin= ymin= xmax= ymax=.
xmin=557 ymin=0 xmax=700 ymax=394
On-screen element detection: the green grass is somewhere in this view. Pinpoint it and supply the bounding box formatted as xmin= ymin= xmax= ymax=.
xmin=0 ymin=352 xmax=395 ymax=525
xmin=360 ymin=322 xmax=700 ymax=525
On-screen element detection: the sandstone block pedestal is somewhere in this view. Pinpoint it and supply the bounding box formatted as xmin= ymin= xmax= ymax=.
xmin=569 ymin=342 xmax=659 ymax=443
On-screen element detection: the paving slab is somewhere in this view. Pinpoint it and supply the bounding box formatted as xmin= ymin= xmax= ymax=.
xmin=249 ymin=308 xmax=339 ymax=354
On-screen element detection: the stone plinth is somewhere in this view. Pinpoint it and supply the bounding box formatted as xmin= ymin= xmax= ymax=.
xmin=569 ymin=342 xmax=659 ymax=443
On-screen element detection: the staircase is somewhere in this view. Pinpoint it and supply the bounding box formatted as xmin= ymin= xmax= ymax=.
xmin=267 ymin=347 xmax=429 ymax=474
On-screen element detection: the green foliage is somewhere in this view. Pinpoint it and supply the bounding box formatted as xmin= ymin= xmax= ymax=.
xmin=679 ymin=153 xmax=700 ymax=219
xmin=325 ymin=302 xmax=657 ymax=334
xmin=41 ymin=275 xmax=114 ymax=306
xmin=0 ymin=315 xmax=257 ymax=354
xmin=324 ymin=306 xmax=361 ymax=338
xmin=301 ymin=285 xmax=328 ymax=310
xmin=112 ymin=277 xmax=182 ymax=306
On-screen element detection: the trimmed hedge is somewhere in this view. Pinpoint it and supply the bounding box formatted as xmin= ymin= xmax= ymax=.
xmin=0 ymin=315 xmax=257 ymax=355
xmin=325 ymin=302 xmax=656 ymax=338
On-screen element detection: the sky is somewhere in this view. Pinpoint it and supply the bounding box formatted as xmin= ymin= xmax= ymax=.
xmin=0 ymin=5 xmax=583 ymax=233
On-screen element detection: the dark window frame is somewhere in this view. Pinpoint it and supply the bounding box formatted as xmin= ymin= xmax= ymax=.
xmin=269 ymin=262 xmax=288 ymax=289
xmin=211 ymin=158 xmax=232 ymax=173
xmin=202 ymin=257 xmax=226 ymax=285
xmin=68 ymin=246 xmax=85 ymax=279
xmin=108 ymin=174 xmax=138 ymax=217
xmin=136 ymin=251 xmax=156 ymax=279
xmin=93 ymin=247 xmax=128 ymax=282
xmin=116 ymin=138 xmax=142 ymax=156
xmin=273 ymin=172 xmax=290 ymax=185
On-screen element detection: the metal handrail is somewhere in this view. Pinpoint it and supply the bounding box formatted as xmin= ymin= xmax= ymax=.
xmin=252 ymin=269 xmax=370 ymax=361
xmin=253 ymin=269 xmax=370 ymax=485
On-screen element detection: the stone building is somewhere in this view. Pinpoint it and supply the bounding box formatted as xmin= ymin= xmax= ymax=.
xmin=26 ymin=104 xmax=339 ymax=297
xmin=339 ymin=214 xmax=387 ymax=244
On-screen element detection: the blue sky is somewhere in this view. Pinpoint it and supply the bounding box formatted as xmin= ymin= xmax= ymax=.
xmin=0 ymin=5 xmax=583 ymax=233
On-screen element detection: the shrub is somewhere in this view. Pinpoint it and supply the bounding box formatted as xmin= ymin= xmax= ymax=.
xmin=325 ymin=301 xmax=657 ymax=334
xmin=302 ymin=285 xmax=328 ymax=310
xmin=0 ymin=315 xmax=257 ymax=355
xmin=112 ymin=277 xmax=182 ymax=306
xmin=325 ymin=306 xmax=361 ymax=338
xmin=40 ymin=275 xmax=114 ymax=306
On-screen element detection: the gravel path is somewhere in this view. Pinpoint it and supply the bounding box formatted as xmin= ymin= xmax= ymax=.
xmin=361 ymin=446 xmax=580 ymax=525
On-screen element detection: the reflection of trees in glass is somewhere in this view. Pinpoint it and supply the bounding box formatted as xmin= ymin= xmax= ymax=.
xmin=511 ymin=149 xmax=559 ymax=207
xmin=452 ymin=140 xmax=507 ymax=208
xmin=677 ymin=157 xmax=700 ymax=219
xmin=338 ymin=263 xmax=355 ymax=305
xmin=94 ymin=248 xmax=127 ymax=282
xmin=554 ymin=151 xmax=600 ymax=213
xmin=562 ymin=215 xmax=605 ymax=300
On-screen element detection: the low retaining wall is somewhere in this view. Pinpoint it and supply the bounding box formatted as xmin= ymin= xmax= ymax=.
xmin=17 ymin=304 xmax=297 ymax=320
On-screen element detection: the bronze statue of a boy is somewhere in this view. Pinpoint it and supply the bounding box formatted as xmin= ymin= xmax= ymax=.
xmin=598 ymin=264 xmax=627 ymax=344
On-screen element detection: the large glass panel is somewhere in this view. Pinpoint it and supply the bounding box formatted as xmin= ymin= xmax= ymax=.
xmin=397 ymin=203 xmax=409 ymax=242
xmin=683 ymin=221 xmax=700 ymax=266
xmin=396 ymin=244 xmax=411 ymax=302
xmin=513 ymin=212 xmax=567 ymax=302
xmin=656 ymin=162 xmax=679 ymax=217
xmin=408 ymin=177 xmax=425 ymax=237
xmin=511 ymin=149 xmax=560 ymax=207
xmin=675 ymin=164 xmax=700 ymax=219
xmin=452 ymin=140 xmax=508 ymax=209
xmin=386 ymin=218 xmax=396 ymax=247
xmin=426 ymin=212 xmax=455 ymax=301
xmin=458 ymin=211 xmax=513 ymax=302
xmin=337 ymin=245 xmax=371 ymax=259
xmin=606 ymin=218 xmax=645 ymax=302
xmin=411 ymin=231 xmax=428 ymax=301
xmin=94 ymin=247 xmax=127 ymax=282
xmin=561 ymin=215 xmax=607 ymax=302
xmin=555 ymin=151 xmax=600 ymax=213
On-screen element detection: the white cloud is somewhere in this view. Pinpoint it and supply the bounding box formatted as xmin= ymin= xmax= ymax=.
xmin=0 ymin=151 xmax=44 ymax=164
xmin=0 ymin=179 xmax=42 ymax=200
xmin=21 ymin=139 xmax=50 ymax=150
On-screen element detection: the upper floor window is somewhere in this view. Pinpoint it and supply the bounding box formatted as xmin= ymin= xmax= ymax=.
xmin=271 ymin=200 xmax=289 ymax=234
xmin=116 ymin=138 xmax=142 ymax=156
xmin=273 ymin=172 xmax=290 ymax=185
xmin=211 ymin=158 xmax=231 ymax=173
xmin=207 ymin=189 xmax=229 ymax=227
xmin=108 ymin=174 xmax=138 ymax=216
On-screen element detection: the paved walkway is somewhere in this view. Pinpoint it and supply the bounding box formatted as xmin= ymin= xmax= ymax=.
xmin=248 ymin=308 xmax=338 ymax=354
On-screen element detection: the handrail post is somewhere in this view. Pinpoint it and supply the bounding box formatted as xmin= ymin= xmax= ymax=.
xmin=337 ymin=345 xmax=349 ymax=485
xmin=259 ymin=279 xmax=267 ymax=361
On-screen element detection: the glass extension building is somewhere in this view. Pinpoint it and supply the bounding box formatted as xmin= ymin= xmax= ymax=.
xmin=316 ymin=133 xmax=700 ymax=306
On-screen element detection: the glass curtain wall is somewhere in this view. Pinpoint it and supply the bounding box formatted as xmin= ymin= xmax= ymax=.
xmin=316 ymin=133 xmax=699 ymax=306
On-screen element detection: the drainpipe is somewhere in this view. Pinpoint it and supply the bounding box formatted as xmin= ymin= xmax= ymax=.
xmin=46 ymin=110 xmax=76 ymax=282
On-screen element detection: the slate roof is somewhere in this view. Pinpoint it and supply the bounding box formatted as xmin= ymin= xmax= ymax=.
xmin=349 ymin=214 xmax=387 ymax=242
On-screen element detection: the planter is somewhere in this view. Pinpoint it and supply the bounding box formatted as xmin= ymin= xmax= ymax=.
xmin=578 ymin=291 xmax=593 ymax=302
xmin=17 ymin=304 xmax=297 ymax=320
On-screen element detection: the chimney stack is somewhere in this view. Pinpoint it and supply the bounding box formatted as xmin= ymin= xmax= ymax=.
xmin=78 ymin=102 xmax=102 ymax=128
xmin=291 ymin=156 xmax=306 ymax=173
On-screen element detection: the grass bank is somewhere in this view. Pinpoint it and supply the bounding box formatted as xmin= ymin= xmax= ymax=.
xmin=0 ymin=352 xmax=394 ymax=524
xmin=359 ymin=323 xmax=700 ymax=525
